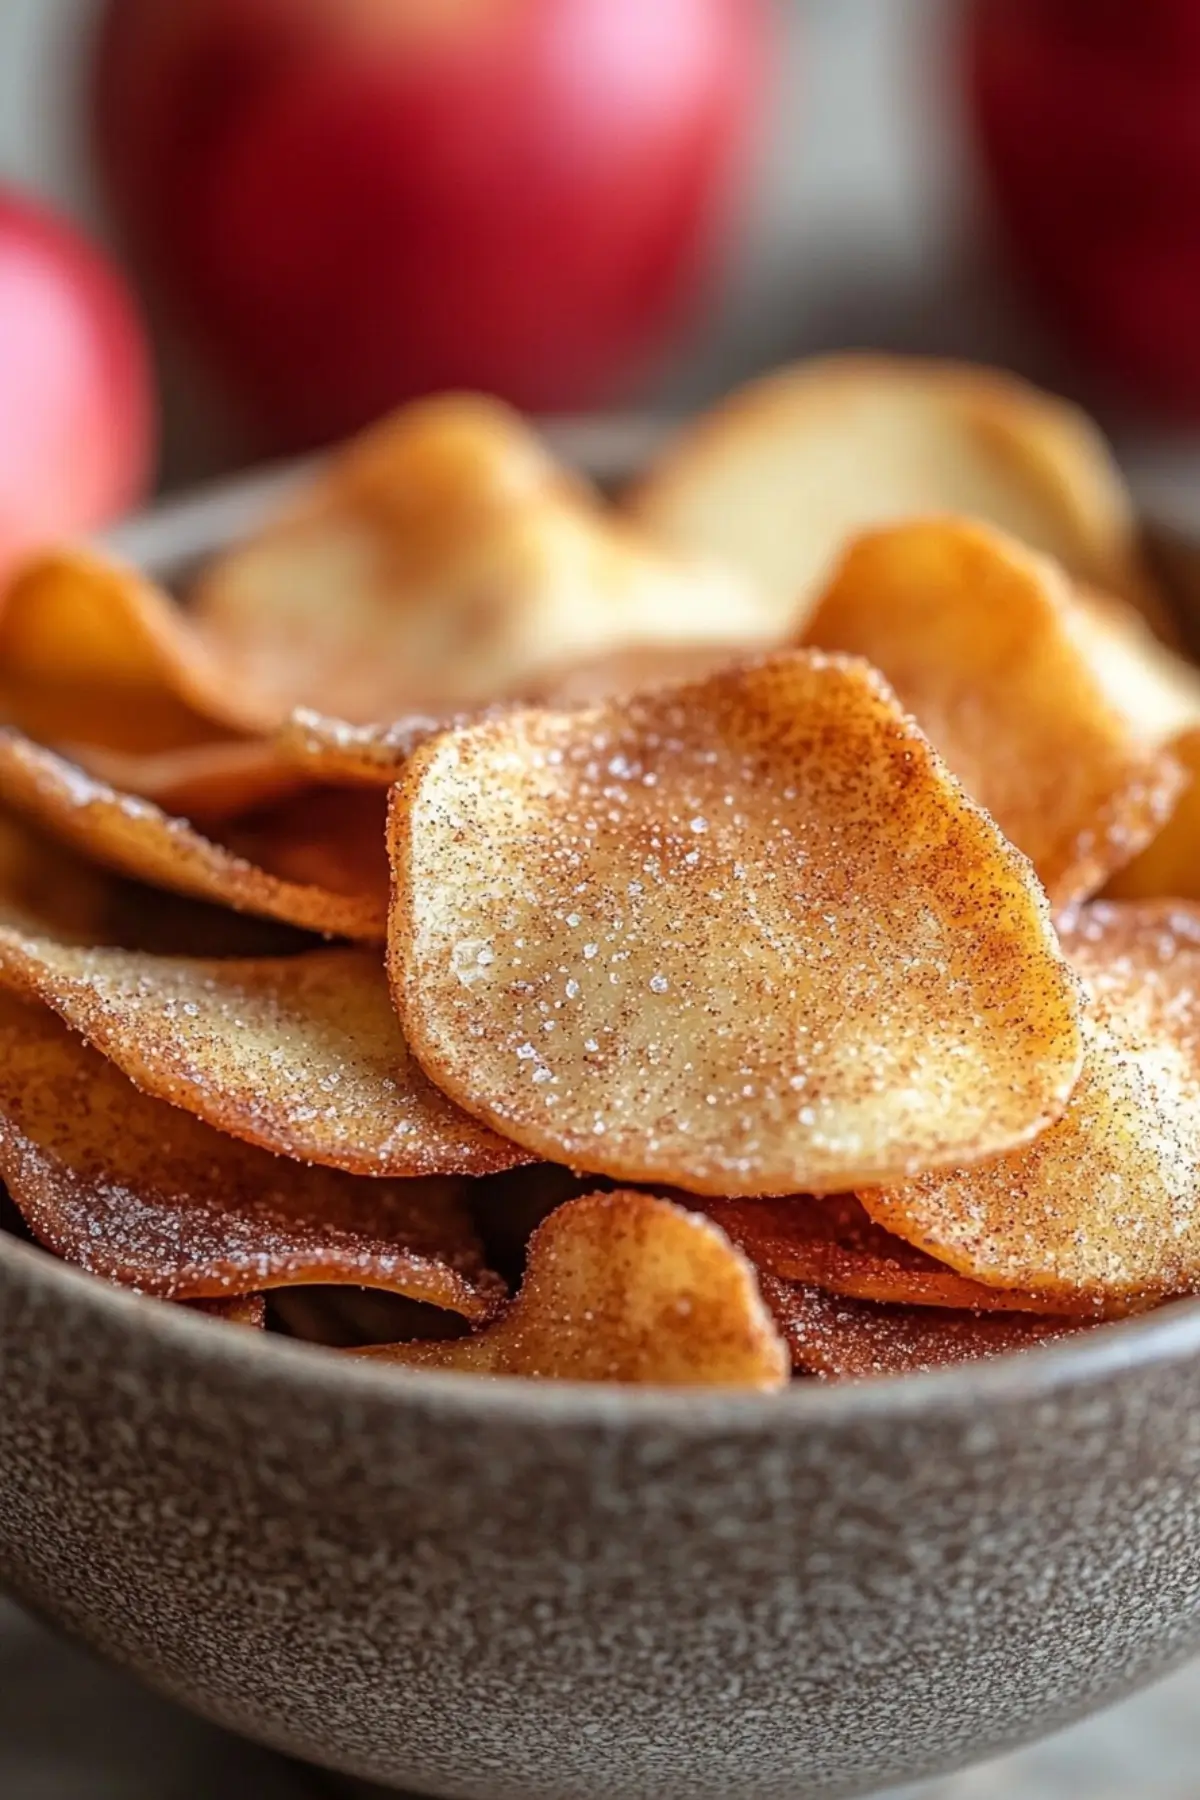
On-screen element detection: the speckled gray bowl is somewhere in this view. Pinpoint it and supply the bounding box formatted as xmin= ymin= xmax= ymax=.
xmin=5 ymin=1232 xmax=1200 ymax=1800
xmin=5 ymin=443 xmax=1200 ymax=1799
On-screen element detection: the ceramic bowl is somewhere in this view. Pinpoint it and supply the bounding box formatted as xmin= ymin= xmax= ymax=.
xmin=4 ymin=451 xmax=1200 ymax=1800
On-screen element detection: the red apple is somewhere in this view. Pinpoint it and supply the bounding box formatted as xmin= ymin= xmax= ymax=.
xmin=0 ymin=188 xmax=153 ymax=569
xmin=967 ymin=0 xmax=1200 ymax=416
xmin=91 ymin=0 xmax=770 ymax=451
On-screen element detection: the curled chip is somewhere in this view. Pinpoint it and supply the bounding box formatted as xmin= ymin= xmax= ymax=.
xmin=760 ymin=1278 xmax=1086 ymax=1381
xmin=861 ymin=900 xmax=1200 ymax=1306
xmin=390 ymin=652 xmax=1084 ymax=1197
xmin=803 ymin=519 xmax=1184 ymax=907
xmin=629 ymin=352 xmax=1161 ymax=633
xmin=188 ymin=394 xmax=779 ymax=719
xmin=0 ymin=546 xmax=276 ymax=751
xmin=1107 ymin=728 xmax=1200 ymax=905
xmin=279 ymin=707 xmax=453 ymax=786
xmin=0 ymin=935 xmax=529 ymax=1177
xmin=705 ymin=1195 xmax=1106 ymax=1316
xmin=0 ymin=990 xmax=499 ymax=1315
xmin=1071 ymin=589 xmax=1200 ymax=745
xmin=357 ymin=1191 xmax=789 ymax=1388
xmin=0 ymin=729 xmax=387 ymax=942
xmin=71 ymin=738 xmax=306 ymax=826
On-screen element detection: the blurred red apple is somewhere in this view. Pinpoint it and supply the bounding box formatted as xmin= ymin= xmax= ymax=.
xmin=92 ymin=0 xmax=770 ymax=451
xmin=967 ymin=0 xmax=1200 ymax=416
xmin=0 ymin=188 xmax=153 ymax=569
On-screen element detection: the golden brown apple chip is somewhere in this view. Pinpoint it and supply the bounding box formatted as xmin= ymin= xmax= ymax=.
xmin=760 ymin=1278 xmax=1087 ymax=1381
xmin=71 ymin=738 xmax=306 ymax=826
xmin=0 ymin=730 xmax=386 ymax=941
xmin=0 ymin=547 xmax=276 ymax=750
xmin=357 ymin=1191 xmax=789 ymax=1387
xmin=1107 ymin=728 xmax=1200 ymax=904
xmin=278 ymin=707 xmax=454 ymax=786
xmin=704 ymin=1195 xmax=1106 ymax=1316
xmin=803 ymin=519 xmax=1184 ymax=906
xmin=862 ymin=900 xmax=1200 ymax=1306
xmin=389 ymin=652 xmax=1084 ymax=1196
xmin=189 ymin=395 xmax=779 ymax=719
xmin=0 ymin=934 xmax=529 ymax=1177
xmin=629 ymin=353 xmax=1162 ymax=633
xmin=0 ymin=991 xmax=499 ymax=1313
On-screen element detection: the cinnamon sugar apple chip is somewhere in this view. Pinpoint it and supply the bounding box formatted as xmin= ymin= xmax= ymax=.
xmin=705 ymin=1194 xmax=1106 ymax=1316
xmin=0 ymin=991 xmax=498 ymax=1314
xmin=279 ymin=708 xmax=454 ymax=787
xmin=189 ymin=395 xmax=778 ymax=719
xmin=0 ymin=546 xmax=276 ymax=751
xmin=804 ymin=519 xmax=1185 ymax=906
xmin=389 ymin=651 xmax=1084 ymax=1196
xmin=0 ymin=730 xmax=386 ymax=941
xmin=862 ymin=900 xmax=1200 ymax=1305
xmin=761 ymin=1278 xmax=1088 ymax=1381
xmin=357 ymin=1191 xmax=789 ymax=1388
xmin=1107 ymin=728 xmax=1200 ymax=904
xmin=71 ymin=738 xmax=305 ymax=826
xmin=0 ymin=936 xmax=528 ymax=1177
xmin=629 ymin=353 xmax=1161 ymax=633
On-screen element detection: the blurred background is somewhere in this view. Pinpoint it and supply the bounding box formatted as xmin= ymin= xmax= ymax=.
xmin=4 ymin=0 xmax=1198 ymax=545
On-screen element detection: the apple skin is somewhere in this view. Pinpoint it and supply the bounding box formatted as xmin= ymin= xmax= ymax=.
xmin=0 ymin=188 xmax=154 ymax=569
xmin=91 ymin=0 xmax=771 ymax=450
xmin=968 ymin=0 xmax=1200 ymax=417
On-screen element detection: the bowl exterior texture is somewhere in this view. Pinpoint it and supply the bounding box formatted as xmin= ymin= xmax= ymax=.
xmin=3 ymin=1238 xmax=1200 ymax=1800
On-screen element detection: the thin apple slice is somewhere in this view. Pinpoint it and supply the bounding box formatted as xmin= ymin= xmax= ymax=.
xmin=389 ymin=651 xmax=1084 ymax=1196
xmin=357 ymin=1191 xmax=789 ymax=1388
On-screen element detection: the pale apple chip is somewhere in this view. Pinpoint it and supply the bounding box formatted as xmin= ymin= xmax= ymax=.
xmin=390 ymin=651 xmax=1084 ymax=1196
xmin=70 ymin=738 xmax=306 ymax=826
xmin=0 ymin=934 xmax=529 ymax=1177
xmin=629 ymin=353 xmax=1162 ymax=634
xmin=862 ymin=900 xmax=1200 ymax=1306
xmin=1107 ymin=727 xmax=1200 ymax=905
xmin=189 ymin=395 xmax=779 ymax=719
xmin=1072 ymin=589 xmax=1200 ymax=746
xmin=0 ymin=990 xmax=498 ymax=1313
xmin=0 ymin=730 xmax=386 ymax=941
xmin=357 ymin=1191 xmax=789 ymax=1387
xmin=803 ymin=519 xmax=1185 ymax=906
xmin=760 ymin=1278 xmax=1087 ymax=1381
xmin=0 ymin=546 xmax=277 ymax=750
xmin=705 ymin=1194 xmax=1106 ymax=1316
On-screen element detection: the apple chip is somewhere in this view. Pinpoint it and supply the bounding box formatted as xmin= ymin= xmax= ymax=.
xmin=1072 ymin=589 xmax=1200 ymax=745
xmin=0 ymin=546 xmax=276 ymax=751
xmin=279 ymin=707 xmax=453 ymax=787
xmin=71 ymin=738 xmax=306 ymax=826
xmin=390 ymin=652 xmax=1084 ymax=1196
xmin=862 ymin=900 xmax=1200 ymax=1305
xmin=803 ymin=519 xmax=1184 ymax=906
xmin=705 ymin=1195 xmax=1105 ymax=1316
xmin=189 ymin=395 xmax=779 ymax=719
xmin=0 ymin=990 xmax=499 ymax=1314
xmin=1107 ymin=728 xmax=1200 ymax=905
xmin=761 ymin=1279 xmax=1086 ymax=1381
xmin=0 ymin=934 xmax=529 ymax=1177
xmin=0 ymin=730 xmax=387 ymax=941
xmin=357 ymin=1191 xmax=789 ymax=1388
xmin=629 ymin=353 xmax=1161 ymax=633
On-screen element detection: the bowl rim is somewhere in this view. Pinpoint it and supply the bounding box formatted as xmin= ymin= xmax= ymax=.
xmin=7 ymin=1226 xmax=1200 ymax=1430
xmin=15 ymin=418 xmax=1180 ymax=1430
